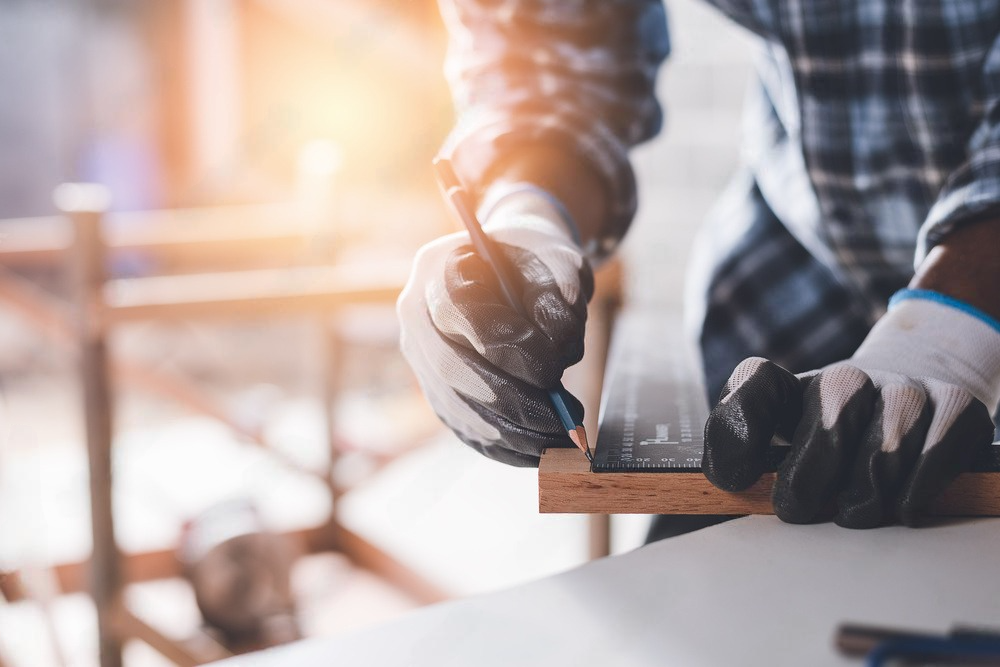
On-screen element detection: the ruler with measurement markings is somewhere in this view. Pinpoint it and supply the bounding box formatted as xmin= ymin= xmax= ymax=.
xmin=591 ymin=311 xmax=709 ymax=472
xmin=591 ymin=311 xmax=1000 ymax=474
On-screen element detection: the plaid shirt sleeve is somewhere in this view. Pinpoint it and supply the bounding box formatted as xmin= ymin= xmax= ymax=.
xmin=919 ymin=32 xmax=1000 ymax=263
xmin=438 ymin=0 xmax=670 ymax=259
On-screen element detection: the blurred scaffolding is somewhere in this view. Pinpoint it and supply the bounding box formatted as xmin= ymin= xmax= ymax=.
xmin=0 ymin=1 xmax=463 ymax=665
xmin=0 ymin=0 xmax=753 ymax=666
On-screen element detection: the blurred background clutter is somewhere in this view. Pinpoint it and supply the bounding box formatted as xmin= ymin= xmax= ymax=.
xmin=0 ymin=1 xmax=752 ymax=665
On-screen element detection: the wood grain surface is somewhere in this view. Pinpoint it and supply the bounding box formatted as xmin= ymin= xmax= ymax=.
xmin=538 ymin=448 xmax=1000 ymax=516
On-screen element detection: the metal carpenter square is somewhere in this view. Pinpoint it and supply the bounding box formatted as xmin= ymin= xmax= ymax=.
xmin=591 ymin=311 xmax=1000 ymax=474
xmin=592 ymin=311 xmax=708 ymax=472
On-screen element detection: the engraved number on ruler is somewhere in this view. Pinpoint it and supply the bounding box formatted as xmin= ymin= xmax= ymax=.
xmin=642 ymin=424 xmax=679 ymax=464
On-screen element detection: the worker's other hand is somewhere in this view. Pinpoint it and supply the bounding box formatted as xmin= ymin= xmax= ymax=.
xmin=703 ymin=292 xmax=1000 ymax=528
xmin=397 ymin=188 xmax=593 ymax=467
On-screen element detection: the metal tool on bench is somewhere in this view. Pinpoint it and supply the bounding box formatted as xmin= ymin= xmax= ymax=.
xmin=836 ymin=622 xmax=1000 ymax=665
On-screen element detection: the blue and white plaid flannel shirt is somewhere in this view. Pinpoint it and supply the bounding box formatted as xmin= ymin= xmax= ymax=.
xmin=438 ymin=0 xmax=1000 ymax=401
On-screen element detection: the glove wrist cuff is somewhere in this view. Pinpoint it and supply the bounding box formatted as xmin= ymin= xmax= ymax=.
xmin=890 ymin=289 xmax=1000 ymax=333
xmin=852 ymin=291 xmax=1000 ymax=411
xmin=478 ymin=183 xmax=582 ymax=248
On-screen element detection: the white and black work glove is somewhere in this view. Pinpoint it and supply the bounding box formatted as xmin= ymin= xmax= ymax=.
xmin=704 ymin=290 xmax=1000 ymax=528
xmin=398 ymin=187 xmax=593 ymax=467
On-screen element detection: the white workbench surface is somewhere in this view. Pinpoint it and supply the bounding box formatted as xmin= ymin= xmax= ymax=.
xmin=212 ymin=516 xmax=1000 ymax=667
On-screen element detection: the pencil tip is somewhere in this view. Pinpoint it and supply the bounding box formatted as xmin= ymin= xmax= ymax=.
xmin=568 ymin=429 xmax=582 ymax=450
xmin=572 ymin=425 xmax=593 ymax=462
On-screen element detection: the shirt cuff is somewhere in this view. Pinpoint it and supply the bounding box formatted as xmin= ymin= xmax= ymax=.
xmin=916 ymin=144 xmax=1000 ymax=265
xmin=439 ymin=109 xmax=637 ymax=261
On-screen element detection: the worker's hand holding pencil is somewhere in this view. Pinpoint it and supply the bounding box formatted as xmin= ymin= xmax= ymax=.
xmin=397 ymin=159 xmax=593 ymax=467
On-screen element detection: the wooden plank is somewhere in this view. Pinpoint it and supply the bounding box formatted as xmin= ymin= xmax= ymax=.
xmin=538 ymin=448 xmax=1000 ymax=515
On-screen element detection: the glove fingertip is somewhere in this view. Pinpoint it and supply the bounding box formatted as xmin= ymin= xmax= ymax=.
xmin=897 ymin=395 xmax=995 ymax=526
xmin=834 ymin=491 xmax=889 ymax=529
xmin=704 ymin=358 xmax=801 ymax=492
xmin=897 ymin=503 xmax=928 ymax=528
xmin=774 ymin=496 xmax=829 ymax=525
xmin=703 ymin=411 xmax=767 ymax=491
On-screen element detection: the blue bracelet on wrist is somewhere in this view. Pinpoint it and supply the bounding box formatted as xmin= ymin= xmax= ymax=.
xmin=889 ymin=288 xmax=1000 ymax=335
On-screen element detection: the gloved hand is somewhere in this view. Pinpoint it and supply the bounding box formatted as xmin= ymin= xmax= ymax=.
xmin=397 ymin=187 xmax=594 ymax=466
xmin=703 ymin=291 xmax=1000 ymax=528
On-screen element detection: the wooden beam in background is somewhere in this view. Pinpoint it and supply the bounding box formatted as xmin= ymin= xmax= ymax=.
xmin=115 ymin=608 xmax=232 ymax=666
xmin=104 ymin=262 xmax=408 ymax=322
xmin=0 ymin=205 xmax=317 ymax=269
xmin=2 ymin=520 xmax=450 ymax=609
xmin=333 ymin=524 xmax=449 ymax=606
xmin=64 ymin=186 xmax=124 ymax=667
